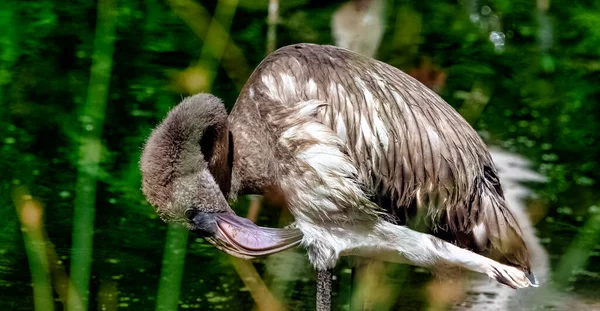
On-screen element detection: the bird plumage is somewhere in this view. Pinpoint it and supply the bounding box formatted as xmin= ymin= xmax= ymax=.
xmin=228 ymin=43 xmax=530 ymax=272
xmin=140 ymin=44 xmax=537 ymax=306
xmin=141 ymin=94 xmax=234 ymax=225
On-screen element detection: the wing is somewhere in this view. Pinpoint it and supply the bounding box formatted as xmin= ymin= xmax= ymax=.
xmin=241 ymin=43 xmax=530 ymax=271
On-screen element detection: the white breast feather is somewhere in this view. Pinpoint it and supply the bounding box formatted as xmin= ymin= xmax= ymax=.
xmin=277 ymin=106 xmax=370 ymax=225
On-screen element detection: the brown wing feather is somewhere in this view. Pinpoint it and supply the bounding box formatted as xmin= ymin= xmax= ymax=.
xmin=244 ymin=43 xmax=530 ymax=271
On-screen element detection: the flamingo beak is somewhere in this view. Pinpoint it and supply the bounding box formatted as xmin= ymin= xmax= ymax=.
xmin=191 ymin=211 xmax=303 ymax=259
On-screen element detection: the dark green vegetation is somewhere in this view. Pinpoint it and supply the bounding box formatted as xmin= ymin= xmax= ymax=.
xmin=1 ymin=0 xmax=599 ymax=310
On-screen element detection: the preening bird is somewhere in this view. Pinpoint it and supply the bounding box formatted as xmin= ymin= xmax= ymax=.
xmin=140 ymin=43 xmax=538 ymax=311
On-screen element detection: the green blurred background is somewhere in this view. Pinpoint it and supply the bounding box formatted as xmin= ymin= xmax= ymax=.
xmin=1 ymin=0 xmax=599 ymax=310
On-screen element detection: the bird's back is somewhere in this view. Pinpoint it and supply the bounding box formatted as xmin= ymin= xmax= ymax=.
xmin=231 ymin=44 xmax=531 ymax=272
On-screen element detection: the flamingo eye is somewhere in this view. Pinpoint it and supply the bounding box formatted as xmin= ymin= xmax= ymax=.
xmin=184 ymin=208 xmax=197 ymax=221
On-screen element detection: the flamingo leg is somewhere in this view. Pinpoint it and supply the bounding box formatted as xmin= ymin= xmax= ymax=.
xmin=316 ymin=268 xmax=332 ymax=311
xmin=300 ymin=220 xmax=537 ymax=290
xmin=336 ymin=220 xmax=537 ymax=289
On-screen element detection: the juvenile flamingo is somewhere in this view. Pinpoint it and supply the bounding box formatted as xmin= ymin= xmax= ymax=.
xmin=140 ymin=43 xmax=538 ymax=311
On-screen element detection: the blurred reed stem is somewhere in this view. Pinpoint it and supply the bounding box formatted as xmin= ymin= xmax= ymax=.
xmin=13 ymin=187 xmax=55 ymax=311
xmin=97 ymin=280 xmax=118 ymax=311
xmin=167 ymin=0 xmax=250 ymax=90
xmin=0 ymin=0 xmax=17 ymax=107
xmin=553 ymin=209 xmax=600 ymax=288
xmin=198 ymin=0 xmax=239 ymax=91
xmin=68 ymin=0 xmax=117 ymax=309
xmin=266 ymin=0 xmax=279 ymax=53
xmin=457 ymin=82 xmax=491 ymax=125
xmin=155 ymin=223 xmax=189 ymax=311
xmin=350 ymin=261 xmax=409 ymax=311
xmin=14 ymin=187 xmax=85 ymax=310
xmin=230 ymin=257 xmax=286 ymax=311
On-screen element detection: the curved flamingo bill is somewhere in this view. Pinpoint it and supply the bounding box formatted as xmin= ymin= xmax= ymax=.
xmin=202 ymin=212 xmax=303 ymax=259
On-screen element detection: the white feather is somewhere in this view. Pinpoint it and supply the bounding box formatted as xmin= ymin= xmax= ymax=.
xmin=306 ymin=79 xmax=318 ymax=98
xmin=280 ymin=73 xmax=296 ymax=100
xmin=373 ymin=110 xmax=389 ymax=152
xmin=261 ymin=74 xmax=279 ymax=101
xmin=335 ymin=113 xmax=347 ymax=144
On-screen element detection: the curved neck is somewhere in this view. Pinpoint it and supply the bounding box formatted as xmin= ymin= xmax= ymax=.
xmin=205 ymin=124 xmax=234 ymax=198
